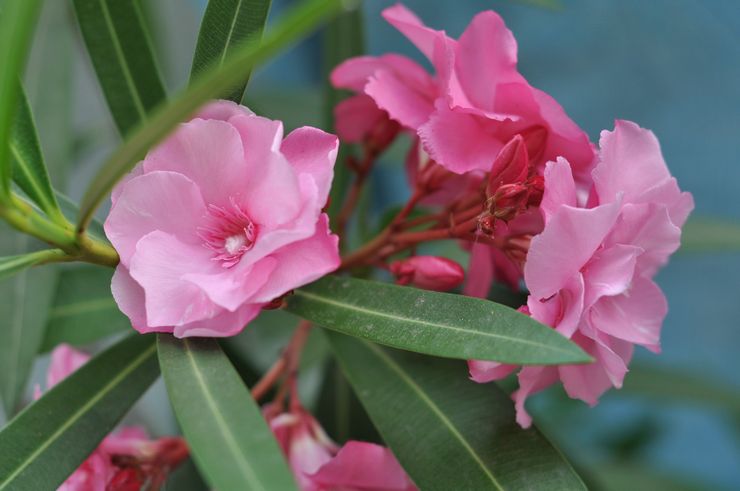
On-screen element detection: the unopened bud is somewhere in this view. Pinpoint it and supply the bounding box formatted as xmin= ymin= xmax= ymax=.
xmin=491 ymin=184 xmax=529 ymax=222
xmin=487 ymin=135 xmax=529 ymax=198
xmin=390 ymin=256 xmax=465 ymax=292
xmin=520 ymin=125 xmax=548 ymax=165
xmin=366 ymin=118 xmax=401 ymax=156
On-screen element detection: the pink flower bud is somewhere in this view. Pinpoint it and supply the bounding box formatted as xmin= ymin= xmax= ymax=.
xmin=520 ymin=125 xmax=548 ymax=165
xmin=486 ymin=135 xmax=529 ymax=198
xmin=389 ymin=256 xmax=465 ymax=292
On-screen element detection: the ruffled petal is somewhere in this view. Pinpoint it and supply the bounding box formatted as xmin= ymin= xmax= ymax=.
xmin=252 ymin=214 xmax=340 ymax=303
xmin=281 ymin=126 xmax=338 ymax=201
xmin=143 ymin=119 xmax=248 ymax=208
xmin=105 ymin=171 xmax=207 ymax=266
xmin=524 ymin=202 xmax=621 ymax=300
xmin=129 ymin=231 xmax=219 ymax=327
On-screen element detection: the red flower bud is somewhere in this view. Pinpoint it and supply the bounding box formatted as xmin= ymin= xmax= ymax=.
xmin=366 ymin=118 xmax=401 ymax=156
xmin=520 ymin=125 xmax=548 ymax=165
xmin=490 ymin=183 xmax=530 ymax=222
xmin=487 ymin=135 xmax=529 ymax=198
xmin=389 ymin=256 xmax=465 ymax=292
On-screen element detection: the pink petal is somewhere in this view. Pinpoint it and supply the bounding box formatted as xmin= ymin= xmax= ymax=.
xmin=419 ymin=103 xmax=506 ymax=174
xmin=593 ymin=120 xmax=671 ymax=205
xmin=104 ymin=171 xmax=208 ymax=266
xmin=454 ymin=10 xmax=520 ymax=111
xmin=183 ymin=257 xmax=277 ymax=311
xmin=524 ymin=202 xmax=621 ymax=300
xmin=111 ymin=266 xmax=152 ymax=333
xmin=47 ymin=345 xmax=90 ymax=388
xmin=606 ymin=203 xmax=681 ymax=277
xmin=366 ymin=68 xmax=435 ymax=130
xmin=468 ymin=360 xmax=516 ymax=383
xmin=173 ymin=303 xmax=262 ymax=338
xmin=228 ymin=114 xmax=303 ymax=228
xmin=513 ymin=366 xmax=558 ymax=428
xmin=129 ymin=231 xmax=219 ymax=328
xmin=194 ymin=100 xmax=254 ymax=122
xmin=559 ymin=332 xmax=632 ymax=404
xmin=528 ymin=274 xmax=585 ymax=338
xmin=251 ymin=214 xmax=340 ymax=303
xmin=382 ymin=4 xmax=448 ymax=69
xmin=589 ymin=277 xmax=667 ymax=350
xmin=334 ymin=95 xmax=388 ymax=143
xmin=281 ymin=126 xmax=338 ymax=201
xmin=464 ymin=242 xmax=494 ymax=298
xmin=312 ymin=441 xmax=417 ymax=491
xmin=540 ymin=158 xmax=577 ymax=221
xmin=143 ymin=118 xmax=248 ymax=209
xmin=529 ymin=88 xmax=595 ymax=175
xmin=582 ymin=244 xmax=641 ymax=308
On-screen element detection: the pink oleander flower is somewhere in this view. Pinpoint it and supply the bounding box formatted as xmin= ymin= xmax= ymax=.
xmin=331 ymin=3 xmax=593 ymax=177
xmin=105 ymin=100 xmax=341 ymax=338
xmin=266 ymin=407 xmax=416 ymax=491
xmin=469 ymin=121 xmax=694 ymax=427
xmin=42 ymin=345 xmax=188 ymax=491
xmin=390 ymin=255 xmax=465 ymax=291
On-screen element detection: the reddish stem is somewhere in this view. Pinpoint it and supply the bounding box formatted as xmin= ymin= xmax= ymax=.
xmin=251 ymin=320 xmax=313 ymax=402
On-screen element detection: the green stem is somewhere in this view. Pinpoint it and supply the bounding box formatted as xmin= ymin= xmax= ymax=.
xmin=1 ymin=194 xmax=119 ymax=267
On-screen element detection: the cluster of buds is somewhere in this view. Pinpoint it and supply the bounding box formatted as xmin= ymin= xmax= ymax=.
xmin=482 ymin=133 xmax=546 ymax=227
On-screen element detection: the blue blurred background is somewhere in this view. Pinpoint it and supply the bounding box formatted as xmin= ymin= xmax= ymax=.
xmin=24 ymin=0 xmax=740 ymax=489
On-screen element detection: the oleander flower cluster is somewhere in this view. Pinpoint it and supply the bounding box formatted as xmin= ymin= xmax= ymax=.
xmin=97 ymin=2 xmax=694 ymax=486
xmin=331 ymin=3 xmax=693 ymax=426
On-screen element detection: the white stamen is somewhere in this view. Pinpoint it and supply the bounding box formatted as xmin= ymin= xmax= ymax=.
xmin=224 ymin=234 xmax=246 ymax=255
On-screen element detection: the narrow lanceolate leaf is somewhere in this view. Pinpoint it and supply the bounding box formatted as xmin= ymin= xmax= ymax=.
xmin=323 ymin=8 xmax=364 ymax=225
xmin=286 ymin=276 xmax=590 ymax=365
xmin=191 ymin=0 xmax=272 ymax=102
xmin=55 ymin=191 xmax=107 ymax=241
xmin=78 ymin=0 xmax=350 ymax=231
xmin=41 ymin=265 xmax=129 ymax=352
xmin=327 ymin=333 xmax=586 ymax=491
xmin=679 ymin=216 xmax=740 ymax=253
xmin=9 ymin=85 xmax=64 ymax=222
xmin=0 ymin=334 xmax=158 ymax=490
xmin=0 ymin=0 xmax=43 ymax=199
xmin=158 ymin=335 xmax=298 ymax=491
xmin=72 ymin=0 xmax=166 ymax=135
xmin=0 ymin=249 xmax=64 ymax=281
xmin=0 ymin=226 xmax=57 ymax=416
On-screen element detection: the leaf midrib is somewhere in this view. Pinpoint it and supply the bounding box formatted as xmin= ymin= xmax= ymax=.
xmin=9 ymin=141 xmax=56 ymax=215
xmin=0 ymin=342 xmax=156 ymax=489
xmin=218 ymin=0 xmax=244 ymax=68
xmin=98 ymin=0 xmax=147 ymax=122
xmin=182 ymin=338 xmax=264 ymax=490
xmin=363 ymin=341 xmax=504 ymax=491
xmin=51 ymin=297 xmax=117 ymax=318
xmin=294 ymin=289 xmax=578 ymax=358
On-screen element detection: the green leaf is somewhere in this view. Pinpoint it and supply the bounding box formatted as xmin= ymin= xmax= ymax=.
xmin=285 ymin=276 xmax=590 ymax=365
xmin=322 ymin=8 xmax=364 ymax=226
xmin=620 ymin=363 xmax=740 ymax=414
xmin=0 ymin=249 xmax=63 ymax=281
xmin=0 ymin=0 xmax=43 ymax=200
xmin=9 ymin=85 xmax=64 ymax=222
xmin=679 ymin=216 xmax=740 ymax=253
xmin=0 ymin=227 xmax=57 ymax=416
xmin=191 ymin=0 xmax=272 ymax=102
xmin=72 ymin=0 xmax=167 ymax=136
xmin=77 ymin=0 xmax=351 ymax=232
xmin=158 ymin=335 xmax=298 ymax=491
xmin=54 ymin=191 xmax=107 ymax=242
xmin=40 ymin=265 xmax=130 ymax=352
xmin=0 ymin=334 xmax=158 ymax=490
xmin=327 ymin=332 xmax=586 ymax=491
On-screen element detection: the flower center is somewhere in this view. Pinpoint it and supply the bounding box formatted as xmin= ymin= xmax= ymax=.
xmin=199 ymin=198 xmax=258 ymax=268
